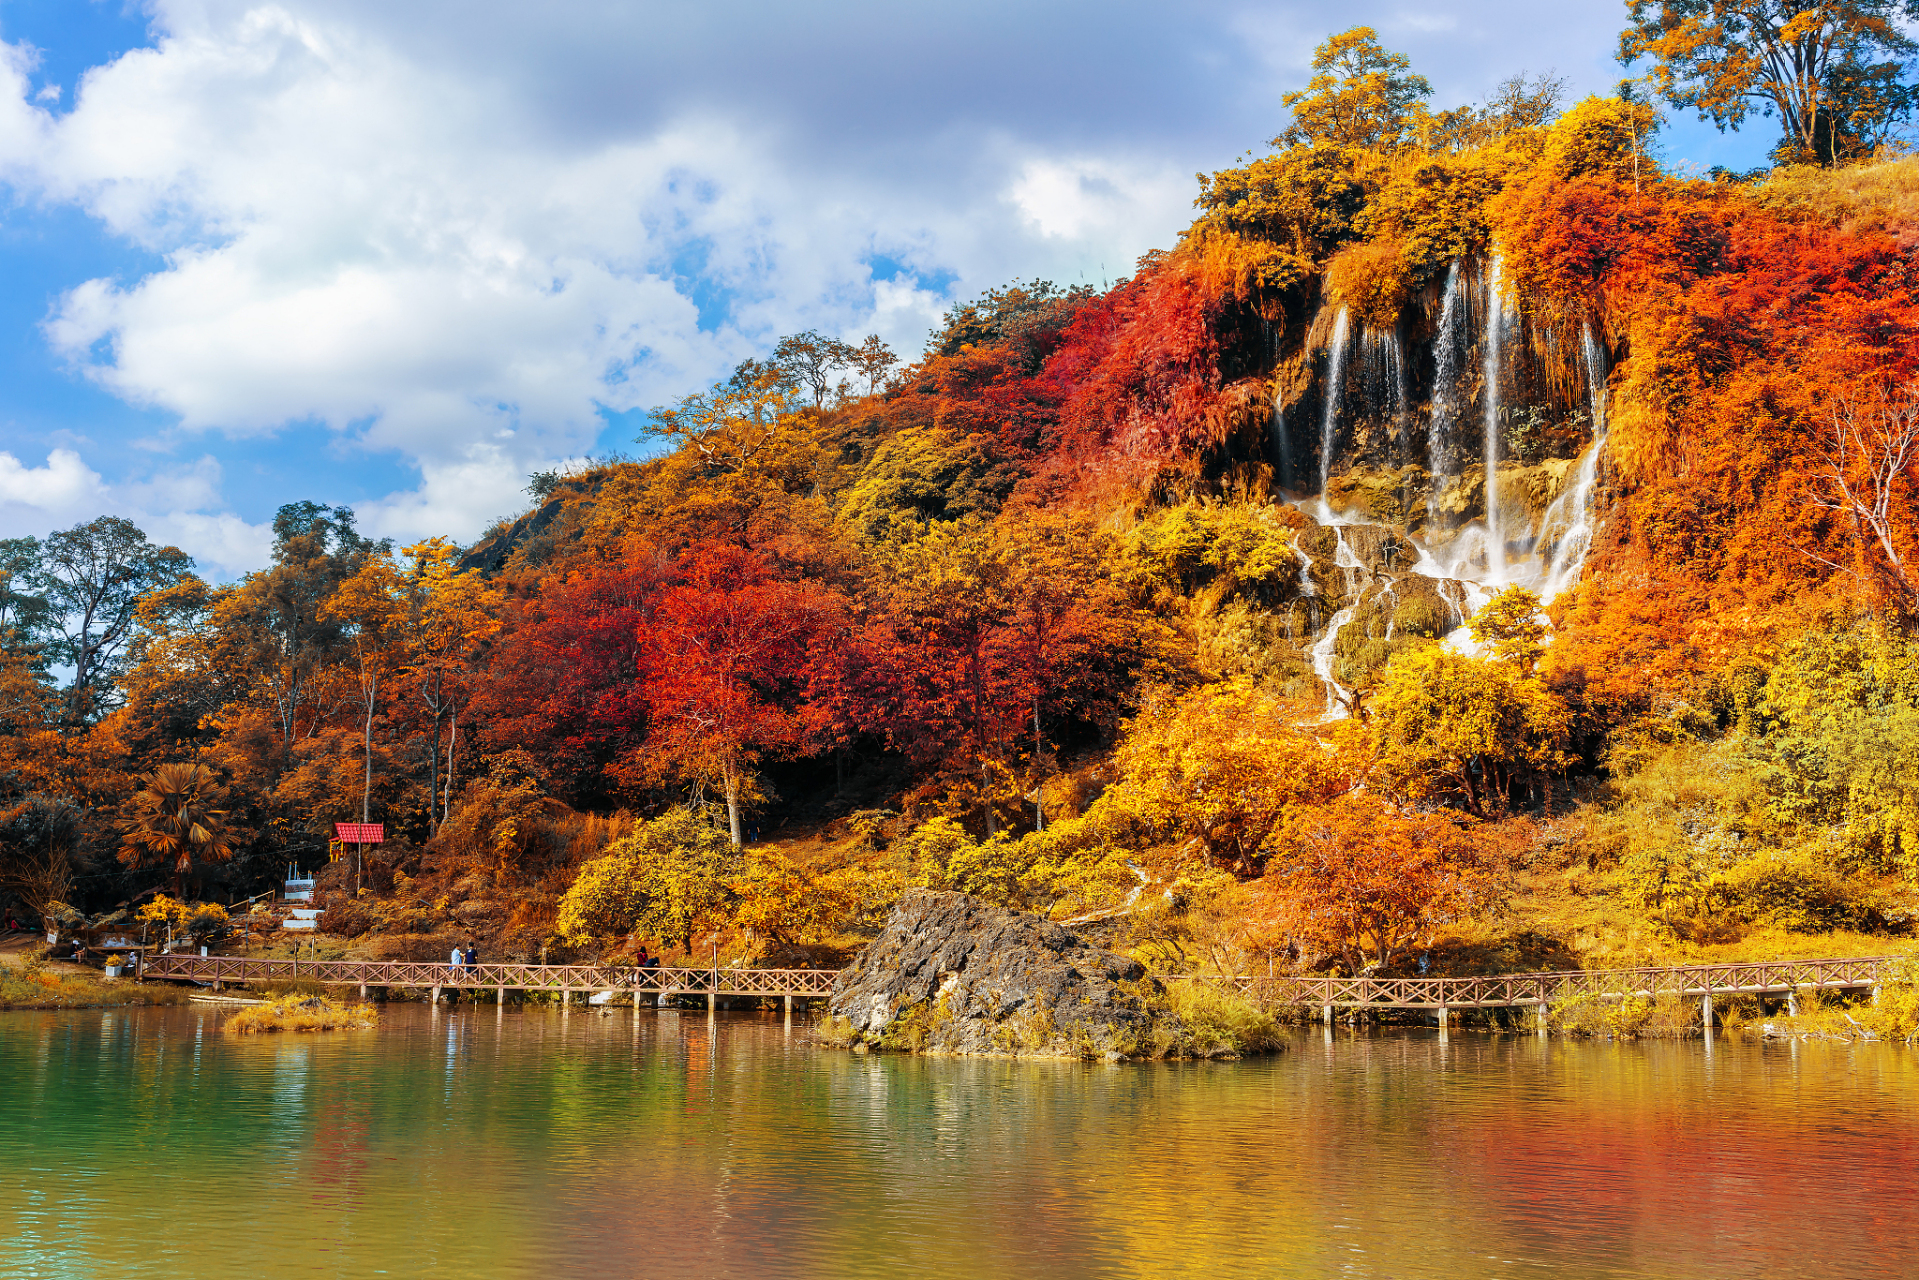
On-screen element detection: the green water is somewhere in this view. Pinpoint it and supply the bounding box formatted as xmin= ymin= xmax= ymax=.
xmin=1 ymin=1006 xmax=1915 ymax=1279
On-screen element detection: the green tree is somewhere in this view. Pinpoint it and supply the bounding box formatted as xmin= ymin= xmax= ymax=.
xmin=1620 ymin=0 xmax=1919 ymax=163
xmin=32 ymin=517 xmax=194 ymax=726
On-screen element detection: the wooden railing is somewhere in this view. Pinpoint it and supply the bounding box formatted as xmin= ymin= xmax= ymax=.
xmin=141 ymin=954 xmax=839 ymax=998
xmin=141 ymin=952 xmax=1909 ymax=1010
xmin=1185 ymin=954 xmax=1903 ymax=1009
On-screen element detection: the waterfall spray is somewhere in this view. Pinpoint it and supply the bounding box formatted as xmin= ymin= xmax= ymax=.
xmin=1321 ymin=308 xmax=1351 ymax=497
xmin=1272 ymin=396 xmax=1293 ymax=490
xmin=1481 ymin=255 xmax=1507 ymax=578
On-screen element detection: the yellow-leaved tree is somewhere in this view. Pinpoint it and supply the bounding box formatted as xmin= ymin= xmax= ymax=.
xmin=1111 ymin=681 xmax=1365 ymax=877
xmin=554 ymin=808 xmax=737 ymax=952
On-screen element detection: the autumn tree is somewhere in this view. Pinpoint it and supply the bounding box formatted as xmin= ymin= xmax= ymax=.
xmin=1278 ymin=26 xmax=1433 ymax=151
xmin=637 ymin=543 xmax=842 ymax=844
xmin=1270 ymin=793 xmax=1494 ymax=973
xmin=554 ymin=807 xmax=738 ymax=951
xmin=401 ymin=538 xmax=504 ymax=828
xmin=1620 ymin=0 xmax=1919 ymax=163
xmin=1113 ymin=682 xmax=1362 ymax=876
xmin=849 ymin=334 xmax=899 ymax=395
xmin=1372 ymin=643 xmax=1571 ymax=817
xmin=643 ymin=360 xmax=800 ymax=470
xmin=120 ymin=762 xmax=233 ymax=897
xmin=1469 ymin=585 xmax=1548 ymax=673
xmin=772 ymin=331 xmax=857 ymax=408
xmin=321 ymin=551 xmax=409 ymax=834
xmin=0 ymin=795 xmax=82 ymax=922
xmin=1809 ymin=381 xmax=1919 ymax=610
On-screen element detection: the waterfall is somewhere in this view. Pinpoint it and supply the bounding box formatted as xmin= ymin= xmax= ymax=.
xmin=1428 ymin=262 xmax=1463 ymax=525
xmin=1582 ymin=322 xmax=1609 ymax=435
xmin=1320 ymin=308 xmax=1351 ymax=496
xmin=1481 ymin=255 xmax=1507 ymax=579
xmin=1293 ymin=539 xmax=1317 ymax=598
xmin=1538 ymin=323 xmax=1612 ymax=600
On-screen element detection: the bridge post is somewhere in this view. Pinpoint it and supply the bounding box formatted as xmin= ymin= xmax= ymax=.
xmin=1536 ymin=1000 xmax=1549 ymax=1034
xmin=359 ymin=983 xmax=367 ymax=1001
xmin=1787 ymin=989 xmax=1800 ymax=1017
xmin=431 ymin=984 xmax=441 ymax=1005
xmin=708 ymin=991 xmax=717 ymax=1014
xmin=634 ymin=988 xmax=643 ymax=1011
xmin=1873 ymin=984 xmax=1883 ymax=1008
xmin=561 ymin=983 xmax=569 ymax=1011
xmin=497 ymin=985 xmax=505 ymax=1006
xmin=1700 ymin=993 xmax=1714 ymax=1032
xmin=1321 ymin=1004 xmax=1332 ymax=1026
xmin=1436 ymin=1006 xmax=1449 ymax=1031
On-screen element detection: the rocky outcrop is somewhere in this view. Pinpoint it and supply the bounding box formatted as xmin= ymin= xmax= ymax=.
xmin=822 ymin=890 xmax=1167 ymax=1059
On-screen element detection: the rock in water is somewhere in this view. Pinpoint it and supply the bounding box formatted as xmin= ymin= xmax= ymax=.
xmin=824 ymin=889 xmax=1164 ymax=1058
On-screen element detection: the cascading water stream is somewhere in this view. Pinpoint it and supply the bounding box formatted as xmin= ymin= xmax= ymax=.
xmin=1272 ymin=397 xmax=1294 ymax=490
xmin=1320 ymin=308 xmax=1351 ymax=496
xmin=1428 ymin=261 xmax=1464 ymax=527
xmin=1311 ymin=605 xmax=1357 ymax=720
xmin=1481 ymin=254 xmax=1507 ymax=578
xmin=1537 ymin=324 xmax=1612 ymax=599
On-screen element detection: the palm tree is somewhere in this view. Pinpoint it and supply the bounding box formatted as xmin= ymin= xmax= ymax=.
xmin=121 ymin=763 xmax=233 ymax=898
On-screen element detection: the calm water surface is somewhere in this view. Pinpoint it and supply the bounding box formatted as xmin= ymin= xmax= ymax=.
xmin=1 ymin=1005 xmax=1915 ymax=1279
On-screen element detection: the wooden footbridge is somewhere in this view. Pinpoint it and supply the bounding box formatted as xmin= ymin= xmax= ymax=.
xmin=141 ymin=954 xmax=838 ymax=1012
xmin=139 ymin=952 xmax=1908 ymax=1025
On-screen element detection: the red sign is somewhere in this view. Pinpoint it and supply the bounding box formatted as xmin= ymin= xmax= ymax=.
xmin=334 ymin=823 xmax=385 ymax=844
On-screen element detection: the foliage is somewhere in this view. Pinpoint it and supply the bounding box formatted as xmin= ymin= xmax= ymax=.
xmin=1268 ymin=794 xmax=1497 ymax=973
xmin=119 ymin=763 xmax=234 ymax=894
xmin=1373 ymin=643 xmax=1572 ymax=816
xmin=135 ymin=894 xmax=230 ymax=944
xmin=1619 ymin=0 xmax=1919 ymax=164
xmin=1112 ymin=682 xmax=1360 ymax=876
xmin=553 ymin=807 xmax=738 ymax=949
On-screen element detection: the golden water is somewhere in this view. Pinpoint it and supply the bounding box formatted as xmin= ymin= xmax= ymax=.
xmin=2 ymin=1006 xmax=1915 ymax=1278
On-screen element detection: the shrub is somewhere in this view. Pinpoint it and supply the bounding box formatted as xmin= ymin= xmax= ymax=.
xmin=227 ymin=994 xmax=379 ymax=1034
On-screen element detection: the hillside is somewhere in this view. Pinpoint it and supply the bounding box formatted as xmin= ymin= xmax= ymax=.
xmin=6 ymin=29 xmax=1919 ymax=982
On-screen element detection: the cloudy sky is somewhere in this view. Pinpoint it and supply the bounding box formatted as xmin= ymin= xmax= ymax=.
xmin=0 ymin=0 xmax=1769 ymax=578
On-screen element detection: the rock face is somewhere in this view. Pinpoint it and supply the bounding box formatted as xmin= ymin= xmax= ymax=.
xmin=825 ymin=890 xmax=1163 ymax=1058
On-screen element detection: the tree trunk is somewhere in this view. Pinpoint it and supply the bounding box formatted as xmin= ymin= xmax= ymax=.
xmin=444 ymin=711 xmax=459 ymax=825
xmin=725 ymin=764 xmax=742 ymax=847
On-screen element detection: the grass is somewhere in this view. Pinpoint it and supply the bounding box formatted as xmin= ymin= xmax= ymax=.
xmin=226 ymin=994 xmax=380 ymax=1034
xmin=0 ymin=952 xmax=190 ymax=1010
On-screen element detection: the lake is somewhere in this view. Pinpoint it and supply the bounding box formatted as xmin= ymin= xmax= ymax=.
xmin=1 ymin=1004 xmax=1915 ymax=1278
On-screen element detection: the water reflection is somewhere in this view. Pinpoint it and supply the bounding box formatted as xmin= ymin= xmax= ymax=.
xmin=1 ymin=1008 xmax=1915 ymax=1279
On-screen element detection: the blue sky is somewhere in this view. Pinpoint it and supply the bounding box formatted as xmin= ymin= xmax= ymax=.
xmin=0 ymin=1 xmax=1775 ymax=578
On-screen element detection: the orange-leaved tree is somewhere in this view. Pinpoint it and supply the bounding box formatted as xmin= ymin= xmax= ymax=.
xmin=1270 ymin=793 xmax=1494 ymax=973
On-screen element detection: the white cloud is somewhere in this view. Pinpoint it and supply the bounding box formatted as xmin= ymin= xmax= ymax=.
xmin=0 ymin=447 xmax=270 ymax=578
xmin=0 ymin=447 xmax=112 ymax=518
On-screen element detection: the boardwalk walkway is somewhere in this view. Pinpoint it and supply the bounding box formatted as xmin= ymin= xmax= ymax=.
xmin=141 ymin=953 xmax=1906 ymax=1020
